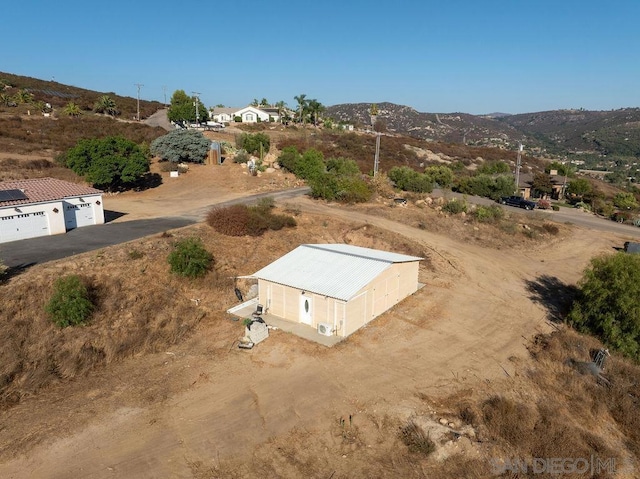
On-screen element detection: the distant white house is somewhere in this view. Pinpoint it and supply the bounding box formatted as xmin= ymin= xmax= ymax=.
xmin=209 ymin=106 xmax=281 ymax=124
xmin=209 ymin=107 xmax=236 ymax=123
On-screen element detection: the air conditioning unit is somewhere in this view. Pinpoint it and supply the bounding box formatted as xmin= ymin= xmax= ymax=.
xmin=317 ymin=322 xmax=333 ymax=337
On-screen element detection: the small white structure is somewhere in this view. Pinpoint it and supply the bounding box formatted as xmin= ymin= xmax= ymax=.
xmin=250 ymin=244 xmax=423 ymax=338
xmin=0 ymin=178 xmax=104 ymax=244
xmin=245 ymin=318 xmax=269 ymax=344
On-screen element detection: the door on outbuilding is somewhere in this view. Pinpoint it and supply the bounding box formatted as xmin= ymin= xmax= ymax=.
xmin=299 ymin=295 xmax=313 ymax=325
xmin=0 ymin=212 xmax=49 ymax=242
xmin=64 ymin=202 xmax=94 ymax=230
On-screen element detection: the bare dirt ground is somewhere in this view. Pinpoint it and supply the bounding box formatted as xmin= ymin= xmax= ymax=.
xmin=0 ymin=158 xmax=631 ymax=477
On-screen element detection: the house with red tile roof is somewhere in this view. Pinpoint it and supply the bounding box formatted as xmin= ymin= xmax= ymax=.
xmin=0 ymin=178 xmax=104 ymax=243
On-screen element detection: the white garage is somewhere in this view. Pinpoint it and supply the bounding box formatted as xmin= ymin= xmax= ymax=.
xmin=0 ymin=178 xmax=104 ymax=244
xmin=0 ymin=211 xmax=49 ymax=243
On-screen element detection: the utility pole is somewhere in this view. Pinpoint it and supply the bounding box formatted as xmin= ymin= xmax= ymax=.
xmin=134 ymin=83 xmax=143 ymax=121
xmin=162 ymin=85 xmax=167 ymax=108
xmin=371 ymin=108 xmax=380 ymax=176
xmin=192 ymin=91 xmax=201 ymax=126
xmin=374 ymin=133 xmax=381 ymax=176
xmin=515 ymin=142 xmax=523 ymax=195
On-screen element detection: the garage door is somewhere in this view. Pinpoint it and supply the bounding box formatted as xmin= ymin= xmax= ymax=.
xmin=64 ymin=202 xmax=95 ymax=230
xmin=0 ymin=212 xmax=49 ymax=243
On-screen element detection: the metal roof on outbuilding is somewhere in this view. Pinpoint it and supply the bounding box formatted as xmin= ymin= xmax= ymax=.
xmin=251 ymin=244 xmax=423 ymax=301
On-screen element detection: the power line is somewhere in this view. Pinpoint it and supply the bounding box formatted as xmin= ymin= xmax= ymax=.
xmin=134 ymin=83 xmax=144 ymax=121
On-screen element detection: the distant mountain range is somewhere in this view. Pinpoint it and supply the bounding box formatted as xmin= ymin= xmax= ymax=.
xmin=325 ymin=102 xmax=640 ymax=157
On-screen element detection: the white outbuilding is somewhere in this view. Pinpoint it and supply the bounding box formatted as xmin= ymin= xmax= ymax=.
xmin=0 ymin=177 xmax=104 ymax=244
xmin=251 ymin=244 xmax=423 ymax=338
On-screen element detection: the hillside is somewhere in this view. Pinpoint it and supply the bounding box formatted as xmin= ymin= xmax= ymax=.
xmin=325 ymin=102 xmax=640 ymax=158
xmin=0 ymin=71 xmax=163 ymax=120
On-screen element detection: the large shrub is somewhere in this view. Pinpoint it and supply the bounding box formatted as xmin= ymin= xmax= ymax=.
xmin=424 ymin=165 xmax=454 ymax=188
xmin=297 ymin=149 xmax=326 ymax=181
xmin=473 ymin=205 xmax=504 ymax=223
xmin=65 ymin=136 xmax=149 ymax=190
xmin=236 ymin=132 xmax=270 ymax=156
xmin=568 ymin=253 xmax=640 ymax=361
xmin=277 ymin=146 xmax=301 ymax=173
xmin=150 ymin=129 xmax=210 ymax=163
xmin=455 ymin=174 xmax=514 ymax=200
xmin=168 ymin=238 xmax=214 ymax=278
xmin=388 ymin=166 xmax=433 ymax=193
xmin=45 ymin=275 xmax=94 ymax=328
xmin=206 ymin=200 xmax=296 ymax=236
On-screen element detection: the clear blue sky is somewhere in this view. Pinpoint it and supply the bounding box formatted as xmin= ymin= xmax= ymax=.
xmin=2 ymin=0 xmax=639 ymax=114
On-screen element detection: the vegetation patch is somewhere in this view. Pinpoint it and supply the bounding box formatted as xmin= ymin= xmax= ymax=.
xmin=168 ymin=237 xmax=214 ymax=279
xmin=399 ymin=420 xmax=436 ymax=456
xmin=206 ymin=198 xmax=297 ymax=236
xmin=150 ymin=129 xmax=210 ymax=164
xmin=568 ymin=252 xmax=640 ymax=361
xmin=45 ymin=275 xmax=94 ymax=328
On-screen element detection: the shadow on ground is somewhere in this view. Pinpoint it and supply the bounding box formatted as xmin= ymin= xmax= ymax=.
xmin=0 ymin=262 xmax=36 ymax=283
xmin=104 ymin=210 xmax=127 ymax=223
xmin=525 ymin=274 xmax=579 ymax=322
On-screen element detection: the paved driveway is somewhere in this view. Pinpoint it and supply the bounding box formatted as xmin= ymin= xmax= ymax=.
xmin=1 ymin=217 xmax=194 ymax=268
xmin=1 ymin=188 xmax=311 ymax=269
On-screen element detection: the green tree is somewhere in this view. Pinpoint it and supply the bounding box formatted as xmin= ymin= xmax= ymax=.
xmin=167 ymin=90 xmax=207 ymax=124
xmin=65 ymin=136 xmax=150 ymax=189
xmin=478 ymin=161 xmax=510 ymax=175
xmin=168 ymin=237 xmax=213 ymax=279
xmin=63 ymin=101 xmax=81 ymax=117
xmin=259 ymin=98 xmax=269 ymax=107
xmin=568 ymin=253 xmax=640 ymax=360
xmin=294 ymin=93 xmax=307 ymax=124
xmin=150 ymin=129 xmax=210 ymax=163
xmin=613 ymin=192 xmax=638 ymax=210
xmin=297 ymin=148 xmax=325 ymax=181
xmin=94 ymin=95 xmax=118 ymax=116
xmin=45 ymin=275 xmax=93 ymax=328
xmin=545 ymin=161 xmax=572 ymax=176
xmin=250 ymin=98 xmax=259 ymax=107
xmin=566 ymin=178 xmax=592 ymax=199
xmin=531 ymin=172 xmax=554 ymax=197
xmin=369 ymin=103 xmax=379 ymax=116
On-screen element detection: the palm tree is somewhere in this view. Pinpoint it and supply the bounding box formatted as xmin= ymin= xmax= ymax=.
xmin=259 ymin=98 xmax=270 ymax=107
xmin=294 ymin=94 xmax=307 ymax=125
xmin=250 ymin=98 xmax=259 ymax=107
xmin=275 ymin=100 xmax=287 ymax=122
xmin=307 ymin=99 xmax=325 ymax=127
xmin=63 ymin=101 xmax=81 ymax=117
xmin=94 ymin=95 xmax=118 ymax=117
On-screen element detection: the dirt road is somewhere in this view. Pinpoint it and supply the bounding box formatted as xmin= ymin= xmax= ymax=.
xmin=0 ymin=193 xmax=620 ymax=478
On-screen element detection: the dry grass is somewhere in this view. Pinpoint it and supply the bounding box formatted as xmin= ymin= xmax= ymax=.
xmin=0 ymin=215 xmax=429 ymax=411
xmin=0 ymin=115 xmax=165 ymax=156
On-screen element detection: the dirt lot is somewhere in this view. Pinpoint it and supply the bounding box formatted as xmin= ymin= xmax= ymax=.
xmin=0 ymin=156 xmax=632 ymax=477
